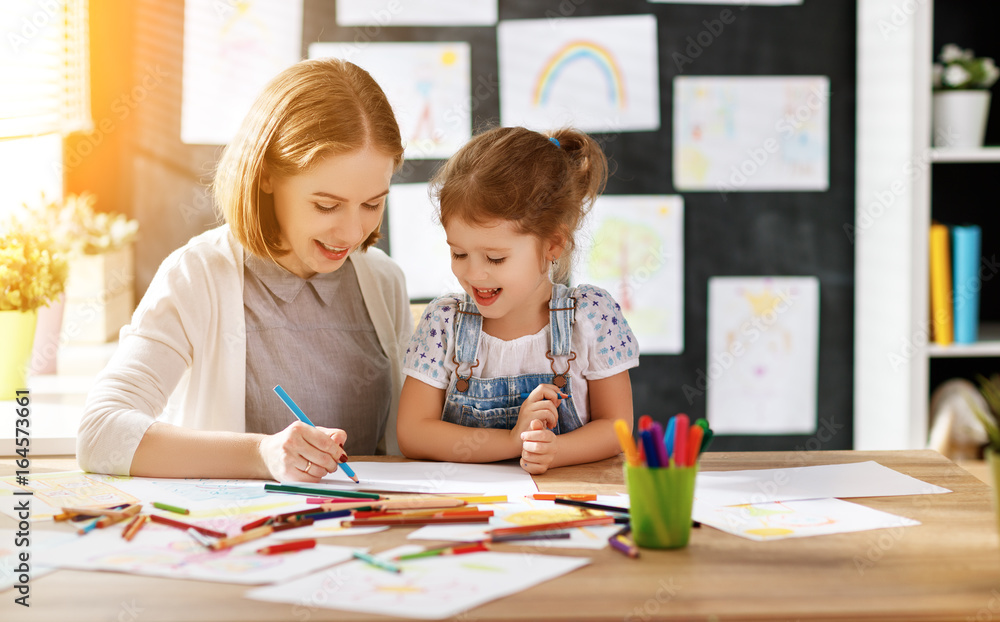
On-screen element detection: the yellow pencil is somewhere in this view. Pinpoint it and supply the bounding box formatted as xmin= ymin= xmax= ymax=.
xmin=614 ymin=420 xmax=641 ymax=466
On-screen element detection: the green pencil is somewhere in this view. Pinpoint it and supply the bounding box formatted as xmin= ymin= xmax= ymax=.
xmin=352 ymin=550 xmax=402 ymax=573
xmin=264 ymin=483 xmax=382 ymax=500
xmin=152 ymin=501 xmax=190 ymax=515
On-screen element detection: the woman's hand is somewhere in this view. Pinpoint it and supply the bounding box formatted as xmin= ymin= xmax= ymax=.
xmin=520 ymin=418 xmax=557 ymax=474
xmin=509 ymin=384 xmax=563 ymax=451
xmin=258 ymin=421 xmax=348 ymax=482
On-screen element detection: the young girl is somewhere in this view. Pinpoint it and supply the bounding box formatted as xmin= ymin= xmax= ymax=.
xmin=78 ymin=58 xmax=411 ymax=482
xmin=397 ymin=127 xmax=638 ymax=474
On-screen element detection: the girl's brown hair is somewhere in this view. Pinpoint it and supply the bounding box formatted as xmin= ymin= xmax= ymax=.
xmin=430 ymin=126 xmax=608 ymax=283
xmin=213 ymin=58 xmax=404 ymax=260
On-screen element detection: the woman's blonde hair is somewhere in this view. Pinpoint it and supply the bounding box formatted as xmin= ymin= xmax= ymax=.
xmin=213 ymin=58 xmax=403 ymax=259
xmin=430 ymin=126 xmax=608 ymax=283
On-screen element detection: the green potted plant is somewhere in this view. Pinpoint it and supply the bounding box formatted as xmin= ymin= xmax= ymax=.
xmin=932 ymin=44 xmax=1000 ymax=148
xmin=0 ymin=218 xmax=68 ymax=397
xmin=970 ymin=374 xmax=1000 ymax=531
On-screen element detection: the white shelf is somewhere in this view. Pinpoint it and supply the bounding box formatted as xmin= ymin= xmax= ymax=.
xmin=928 ymin=323 xmax=1000 ymax=357
xmin=931 ymin=147 xmax=1000 ymax=163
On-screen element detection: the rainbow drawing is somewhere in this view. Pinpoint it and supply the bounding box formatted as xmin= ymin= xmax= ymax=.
xmin=533 ymin=40 xmax=626 ymax=109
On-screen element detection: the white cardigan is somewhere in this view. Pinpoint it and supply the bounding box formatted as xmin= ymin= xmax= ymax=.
xmin=77 ymin=226 xmax=412 ymax=474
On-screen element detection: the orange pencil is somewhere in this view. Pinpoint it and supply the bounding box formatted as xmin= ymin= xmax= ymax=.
xmin=210 ymin=525 xmax=274 ymax=551
xmin=343 ymin=513 xmax=492 ymax=528
xmin=121 ymin=514 xmax=148 ymax=541
xmin=532 ymin=493 xmax=598 ymax=501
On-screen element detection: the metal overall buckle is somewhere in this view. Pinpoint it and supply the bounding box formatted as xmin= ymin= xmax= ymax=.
xmin=452 ymin=355 xmax=480 ymax=392
xmin=546 ymin=350 xmax=577 ymax=389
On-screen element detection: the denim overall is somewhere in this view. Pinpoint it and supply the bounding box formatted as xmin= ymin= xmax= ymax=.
xmin=442 ymin=284 xmax=584 ymax=434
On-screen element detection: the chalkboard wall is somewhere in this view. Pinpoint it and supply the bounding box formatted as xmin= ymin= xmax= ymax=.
xmin=120 ymin=0 xmax=858 ymax=452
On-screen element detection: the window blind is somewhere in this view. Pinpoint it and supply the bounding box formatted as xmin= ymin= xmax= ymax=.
xmin=0 ymin=0 xmax=92 ymax=139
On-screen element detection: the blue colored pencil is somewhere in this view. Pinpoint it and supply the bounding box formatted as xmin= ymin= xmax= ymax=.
xmin=273 ymin=385 xmax=359 ymax=483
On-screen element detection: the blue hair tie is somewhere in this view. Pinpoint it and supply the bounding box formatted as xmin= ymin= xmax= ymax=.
xmin=548 ymin=136 xmax=561 ymax=148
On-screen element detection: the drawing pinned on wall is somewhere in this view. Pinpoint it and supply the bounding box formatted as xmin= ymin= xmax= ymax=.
xmin=310 ymin=42 xmax=471 ymax=159
xmin=386 ymin=183 xmax=460 ymax=300
xmin=673 ymin=76 xmax=829 ymax=192
xmin=335 ymin=0 xmax=498 ymax=26
xmin=706 ymin=277 xmax=819 ymax=435
xmin=498 ymin=15 xmax=660 ymax=133
xmin=181 ymin=0 xmax=303 ymax=145
xmin=573 ymin=196 xmax=684 ymax=355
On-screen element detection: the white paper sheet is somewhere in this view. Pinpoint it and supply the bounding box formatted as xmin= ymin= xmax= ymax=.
xmin=247 ymin=549 xmax=589 ymax=619
xmin=574 ymin=195 xmax=684 ymax=354
xmin=499 ymin=15 xmax=660 ymax=133
xmin=34 ymin=525 xmax=358 ymax=585
xmin=0 ymin=529 xmax=72 ymax=592
xmin=694 ymin=461 xmax=952 ymax=508
xmin=407 ymin=498 xmax=623 ymax=550
xmin=181 ymin=0 xmax=303 ymax=145
xmin=693 ymin=497 xmax=920 ymax=541
xmin=310 ymin=42 xmax=471 ymax=159
xmin=674 ymin=76 xmax=829 ymax=191
xmin=335 ymin=0 xmax=497 ymax=26
xmin=386 ymin=182 xmax=461 ymax=300
xmin=706 ymin=276 xmax=819 ymax=434
xmin=313 ymin=461 xmax=538 ymax=497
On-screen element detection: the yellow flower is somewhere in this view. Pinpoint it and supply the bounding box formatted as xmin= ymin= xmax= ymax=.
xmin=0 ymin=219 xmax=69 ymax=312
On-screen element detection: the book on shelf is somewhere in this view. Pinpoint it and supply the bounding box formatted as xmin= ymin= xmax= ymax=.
xmin=929 ymin=222 xmax=953 ymax=345
xmin=952 ymin=224 xmax=982 ymax=344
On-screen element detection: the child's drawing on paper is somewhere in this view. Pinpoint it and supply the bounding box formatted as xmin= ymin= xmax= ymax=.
xmin=574 ymin=196 xmax=684 ymax=354
xmin=673 ymin=76 xmax=829 ymax=191
xmin=499 ymin=15 xmax=659 ymax=132
xmin=706 ymin=277 xmax=819 ymax=434
xmin=309 ymin=42 xmax=471 ymax=159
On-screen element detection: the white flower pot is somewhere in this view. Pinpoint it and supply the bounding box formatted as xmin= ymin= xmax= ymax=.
xmin=932 ymin=90 xmax=991 ymax=148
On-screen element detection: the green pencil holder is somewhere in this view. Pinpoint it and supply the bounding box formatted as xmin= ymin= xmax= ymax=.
xmin=625 ymin=463 xmax=698 ymax=549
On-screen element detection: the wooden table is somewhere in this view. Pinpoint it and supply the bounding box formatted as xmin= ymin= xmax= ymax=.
xmin=1 ymin=450 xmax=997 ymax=621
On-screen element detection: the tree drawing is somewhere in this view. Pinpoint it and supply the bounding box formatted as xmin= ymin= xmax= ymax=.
xmin=586 ymin=218 xmax=662 ymax=312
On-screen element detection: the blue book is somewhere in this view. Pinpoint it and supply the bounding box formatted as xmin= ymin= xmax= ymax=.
xmin=952 ymin=224 xmax=982 ymax=344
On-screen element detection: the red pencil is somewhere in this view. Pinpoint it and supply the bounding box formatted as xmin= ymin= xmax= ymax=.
xmin=257 ymin=539 xmax=317 ymax=555
xmin=532 ymin=493 xmax=598 ymax=501
xmin=149 ymin=514 xmax=228 ymax=539
xmin=489 ymin=516 xmax=614 ymax=538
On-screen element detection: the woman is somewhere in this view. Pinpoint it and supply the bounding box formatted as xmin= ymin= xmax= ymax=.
xmin=77 ymin=58 xmax=411 ymax=482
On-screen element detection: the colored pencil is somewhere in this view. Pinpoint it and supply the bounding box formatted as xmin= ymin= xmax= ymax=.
xmin=257 ymin=539 xmax=317 ymax=555
xmin=210 ymin=525 xmax=274 ymax=551
xmin=352 ymin=550 xmax=402 ymax=573
xmin=488 ymin=516 xmax=615 ymax=538
xmin=342 ymin=513 xmax=492 ymax=528
xmin=76 ymin=517 xmax=101 ymax=535
xmin=273 ymin=384 xmax=359 ymax=483
xmin=149 ymin=513 xmax=228 ymax=539
xmin=272 ymin=518 xmax=314 ymax=532
xmin=487 ymin=532 xmax=573 ymax=543
xmin=187 ymin=527 xmax=217 ymax=549
xmin=96 ymin=504 xmax=142 ymax=528
xmin=121 ymin=514 xmax=148 ymax=541
xmin=264 ymin=483 xmax=381 ymax=499
xmin=609 ymin=534 xmax=639 ymax=558
xmin=552 ymin=498 xmax=629 ymax=513
xmin=61 ymin=505 xmax=133 ymax=520
xmin=152 ymin=501 xmax=189 ymax=515
xmin=532 ymin=493 xmax=598 ymax=501
xmin=240 ymin=515 xmax=275 ymax=532
xmin=394 ymin=542 xmax=489 ymax=561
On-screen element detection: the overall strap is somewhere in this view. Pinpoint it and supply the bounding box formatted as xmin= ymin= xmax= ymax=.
xmin=453 ymin=294 xmax=483 ymax=369
xmin=548 ymin=283 xmax=577 ymax=356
